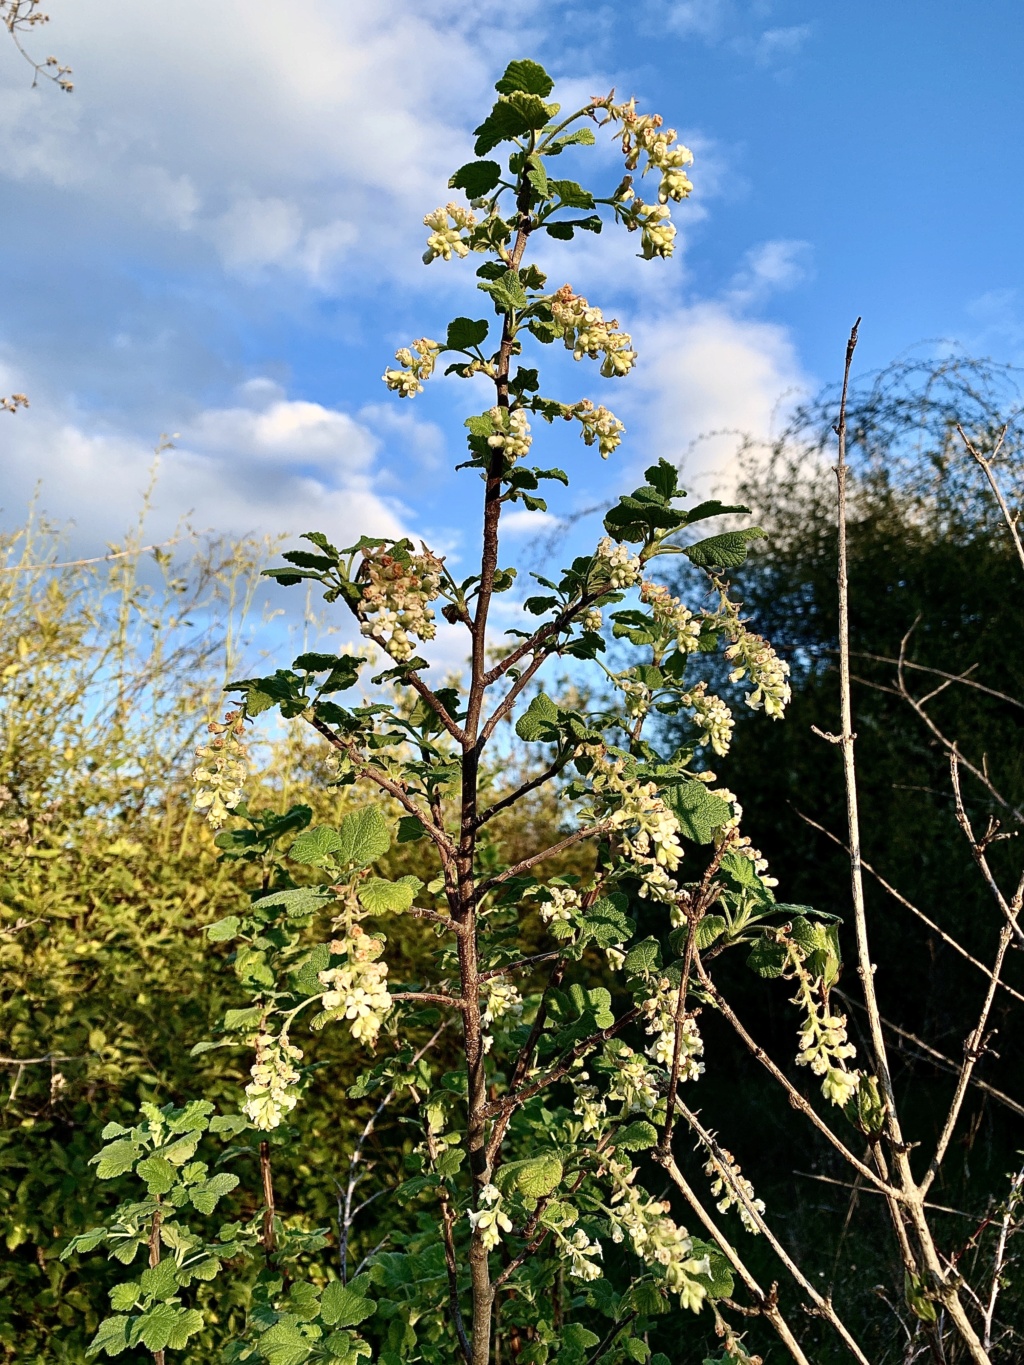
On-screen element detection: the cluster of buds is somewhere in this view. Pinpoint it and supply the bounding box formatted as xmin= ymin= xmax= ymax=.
xmin=422 ymin=202 xmax=477 ymax=262
xmin=598 ymin=96 xmax=695 ymax=205
xmin=318 ymin=928 xmax=392 ymax=1047
xmin=704 ymin=1147 xmax=765 ymax=1235
xmin=618 ymin=672 xmax=652 ymax=720
xmin=641 ymin=579 xmax=702 ymax=654
xmin=192 ymin=709 xmax=248 ymax=829
xmin=788 ymin=946 xmax=860 ymax=1107
xmin=383 ymin=337 xmax=441 ymax=398
xmin=244 ymin=1030 xmax=302 ymax=1130
xmin=606 ymin=1045 xmax=662 ymax=1114
xmin=607 ymin=1160 xmax=710 ymax=1311
xmin=681 ymin=682 xmax=735 ymax=757
xmin=618 ymin=194 xmax=678 ymax=259
xmin=485 ymin=405 xmax=532 ymax=462
xmin=581 ymin=606 xmax=603 ymax=633
xmin=550 ymin=286 xmax=637 ymax=377
xmin=467 ymin=1183 xmax=512 ymax=1251
xmin=358 ymin=544 xmax=444 ymax=662
xmin=594 ymin=536 xmax=641 ymax=589
xmin=572 ymin=400 xmax=626 ymax=458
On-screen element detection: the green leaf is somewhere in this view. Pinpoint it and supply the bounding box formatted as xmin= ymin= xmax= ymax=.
xmin=493 ymin=1154 xmax=563 ymax=1199
xmin=130 ymin=1302 xmax=204 ymax=1352
xmin=690 ymin=1239 xmax=735 ymax=1299
xmin=189 ymin=1171 xmax=239 ymax=1214
xmin=515 ymin=691 xmax=560 ymax=742
xmin=108 ymin=1283 xmax=139 ymax=1312
xmin=494 ymin=58 xmax=554 ymax=97
xmin=139 ymin=1257 xmax=178 ymax=1302
xmin=615 ymin=1120 xmax=659 ymax=1151
xmin=320 ymin=1281 xmax=378 ymax=1328
xmin=684 ymin=528 xmax=767 ymax=570
xmin=336 ymin=807 xmax=391 ymax=867
xmin=623 ymin=937 xmax=661 ymax=979
xmin=481 ymin=267 xmax=530 ymax=312
xmin=549 ymin=179 xmax=595 ymax=209
xmin=251 ymin=886 xmax=333 ymax=918
xmin=474 ymin=93 xmax=553 ymax=155
xmin=91 ymin=1139 xmax=140 ymax=1180
xmin=624 ymin=1339 xmax=650 ymax=1363
xmin=135 ymin=1156 xmax=176 ymax=1196
xmin=206 ymin=915 xmax=240 ymax=942
xmin=746 ymin=935 xmax=788 ymax=979
xmin=258 ymin=1321 xmax=314 ymax=1365
xmin=397 ymin=816 xmax=425 ymax=843
xmin=290 ymin=825 xmax=344 ymax=865
xmin=357 ymin=876 xmax=420 ymax=915
xmin=445 ymin=317 xmax=490 ymax=351
xmin=680 ymin=500 xmax=750 ymax=526
xmin=86 ymin=1315 xmax=129 ymax=1358
xmin=222 ymin=1004 xmax=264 ymax=1032
xmin=449 ymin=160 xmax=502 ymax=198
xmin=664 ymin=781 xmax=731 ymax=844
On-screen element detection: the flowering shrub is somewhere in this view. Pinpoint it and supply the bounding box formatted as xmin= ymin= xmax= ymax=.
xmin=69 ymin=55 xmax=1001 ymax=1365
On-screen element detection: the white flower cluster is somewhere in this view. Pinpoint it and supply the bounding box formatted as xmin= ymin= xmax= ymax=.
xmin=594 ymin=536 xmax=641 ymax=589
xmin=422 ymin=202 xmax=477 ymax=263
xmin=600 ymin=97 xmax=695 ymax=205
xmin=642 ymin=982 xmax=704 ymax=1079
xmin=550 ymin=286 xmax=637 ymax=377
xmin=318 ymin=928 xmax=392 ymax=1048
xmin=618 ymin=674 xmax=651 ymax=720
xmin=607 ymin=1046 xmax=661 ymax=1114
xmin=192 ymin=710 xmax=248 ymax=830
xmin=634 ymin=200 xmax=677 ymax=260
xmin=790 ymin=951 xmax=860 ymax=1108
xmin=580 ymin=743 xmax=684 ymax=900
xmin=581 ymin=607 xmax=603 ymax=633
xmin=640 ymin=580 xmax=702 ymax=653
xmin=574 ymin=400 xmax=626 ymax=458
xmin=359 ymin=545 xmax=444 ymax=662
xmin=724 ymin=628 xmax=791 ymax=719
xmin=538 ymin=884 xmax=581 ymax=925
xmin=559 ymin=1226 xmax=604 ymax=1281
xmin=607 ymin=1160 xmax=710 ymax=1311
xmin=682 ymin=682 xmax=735 ymax=757
xmin=244 ymin=1030 xmax=302 ymax=1131
xmin=467 ymin=1183 xmax=512 ymax=1251
xmin=485 ymin=405 xmax=532 ymax=462
xmin=704 ymin=1148 xmax=765 ymax=1235
xmin=480 ymin=977 xmax=523 ymax=1030
xmin=573 ymin=1071 xmax=607 ymax=1134
xmin=383 ymin=337 xmax=441 ymax=398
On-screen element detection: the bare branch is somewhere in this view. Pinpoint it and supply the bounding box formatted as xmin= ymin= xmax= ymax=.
xmin=479 ymin=821 xmax=612 ymax=892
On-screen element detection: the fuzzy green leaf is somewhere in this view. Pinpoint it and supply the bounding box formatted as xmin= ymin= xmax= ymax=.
xmin=664 ymin=781 xmax=731 ymax=844
xmin=615 ymin=1120 xmax=659 ymax=1152
xmin=91 ymin=1139 xmax=140 ymax=1180
xmin=86 ymin=1314 xmax=130 ymax=1358
xmin=336 ymin=807 xmax=391 ymax=867
xmin=139 ymin=1258 xmax=178 ymax=1302
xmin=494 ymin=58 xmax=554 ymax=97
xmin=449 ymin=160 xmax=502 ymax=198
xmin=445 ymin=317 xmax=490 ymax=351
xmin=135 ymin=1156 xmax=175 ymax=1196
xmin=515 ymin=691 xmax=560 ymax=742
xmin=289 ymin=825 xmax=344 ymax=865
xmin=684 ymin=528 xmax=766 ymax=569
xmin=205 ymin=915 xmax=240 ymax=942
xmin=320 ymin=1281 xmax=378 ymax=1328
xmin=494 ymin=1154 xmax=563 ymax=1200
xmin=357 ymin=876 xmax=421 ymax=915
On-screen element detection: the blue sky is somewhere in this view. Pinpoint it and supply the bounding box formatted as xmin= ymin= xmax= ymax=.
xmin=1 ymin=0 xmax=1022 ymax=631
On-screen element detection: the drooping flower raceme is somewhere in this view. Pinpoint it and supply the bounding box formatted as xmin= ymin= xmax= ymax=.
xmin=704 ymin=1148 xmax=765 ymax=1235
xmin=550 ymin=286 xmax=637 ymax=377
xmin=467 ymin=1184 xmax=513 ymax=1251
xmin=244 ymin=1030 xmax=303 ymax=1131
xmin=640 ymin=579 xmax=702 ymax=655
xmin=606 ymin=1159 xmax=710 ymax=1311
xmin=192 ymin=710 xmax=248 ymax=830
xmin=574 ymin=400 xmax=626 ymax=458
xmin=422 ymin=202 xmax=477 ymax=263
xmin=485 ymin=406 xmax=532 ymax=462
xmin=383 ymin=337 xmax=441 ymax=398
xmin=788 ymin=945 xmax=860 ymax=1108
xmin=318 ymin=929 xmax=392 ymax=1048
xmin=597 ymin=96 xmax=695 ymax=206
xmin=358 ymin=545 xmax=444 ymax=662
xmin=594 ymin=536 xmax=641 ymax=589
xmin=681 ymin=682 xmax=735 ymax=757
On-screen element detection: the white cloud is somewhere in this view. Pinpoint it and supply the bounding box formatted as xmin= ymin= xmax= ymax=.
xmin=752 ymin=24 xmax=812 ymax=68
xmin=0 ymin=379 xmax=411 ymax=551
xmin=727 ymin=238 xmax=813 ymax=306
xmin=632 ymin=301 xmax=811 ymax=495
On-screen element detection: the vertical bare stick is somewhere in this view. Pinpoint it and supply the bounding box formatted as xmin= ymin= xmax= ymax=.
xmin=832 ymin=319 xmax=902 ymax=1143
xmin=260 ymin=1140 xmax=276 ymax=1255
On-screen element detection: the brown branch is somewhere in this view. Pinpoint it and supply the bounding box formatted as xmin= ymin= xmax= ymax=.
xmin=794 ymin=1171 xmax=975 ymax=1219
xmin=795 ymin=810 xmax=1024 ymax=1007
xmin=480 ymin=822 xmax=613 ymax=892
xmin=846 ymin=651 xmax=1024 ymax=713
xmin=391 ymin=991 xmax=467 ymax=1011
xmin=475 ymin=754 xmax=568 ymax=828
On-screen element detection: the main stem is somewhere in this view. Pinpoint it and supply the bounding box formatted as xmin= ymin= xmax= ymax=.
xmin=455 ymin=162 xmax=536 ymax=1365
